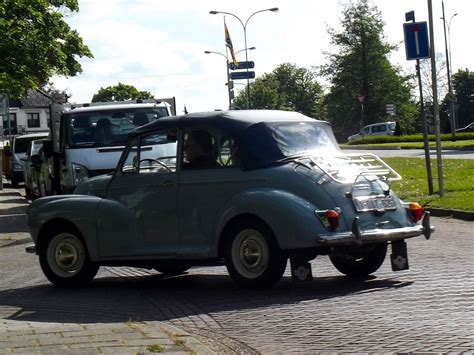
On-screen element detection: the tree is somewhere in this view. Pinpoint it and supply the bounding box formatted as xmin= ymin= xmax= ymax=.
xmin=91 ymin=83 xmax=154 ymax=102
xmin=233 ymin=63 xmax=324 ymax=118
xmin=321 ymin=0 xmax=417 ymax=141
xmin=452 ymin=69 xmax=474 ymax=129
xmin=0 ymin=0 xmax=92 ymax=99
xmin=420 ymin=52 xmax=448 ymax=105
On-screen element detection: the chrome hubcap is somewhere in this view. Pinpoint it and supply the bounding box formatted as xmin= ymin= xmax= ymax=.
xmin=232 ymin=229 xmax=269 ymax=279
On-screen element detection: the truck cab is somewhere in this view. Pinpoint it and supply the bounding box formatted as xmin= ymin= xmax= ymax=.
xmin=45 ymin=100 xmax=174 ymax=194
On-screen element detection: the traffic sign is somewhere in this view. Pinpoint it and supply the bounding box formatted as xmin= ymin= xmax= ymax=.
xmin=229 ymin=61 xmax=255 ymax=70
xmin=403 ymin=22 xmax=430 ymax=60
xmin=230 ymin=71 xmax=255 ymax=80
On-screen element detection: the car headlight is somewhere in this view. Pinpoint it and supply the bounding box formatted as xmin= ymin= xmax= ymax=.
xmin=13 ymin=163 xmax=23 ymax=170
xmin=71 ymin=163 xmax=89 ymax=185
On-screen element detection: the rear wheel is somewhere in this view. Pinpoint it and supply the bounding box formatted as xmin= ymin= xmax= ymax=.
xmin=225 ymin=219 xmax=287 ymax=289
xmin=39 ymin=227 xmax=99 ymax=287
xmin=329 ymin=243 xmax=387 ymax=277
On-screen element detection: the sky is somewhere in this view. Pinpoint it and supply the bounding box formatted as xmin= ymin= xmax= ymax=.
xmin=52 ymin=0 xmax=473 ymax=114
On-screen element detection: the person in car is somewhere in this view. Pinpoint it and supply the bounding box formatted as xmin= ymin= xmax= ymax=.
xmin=183 ymin=130 xmax=220 ymax=169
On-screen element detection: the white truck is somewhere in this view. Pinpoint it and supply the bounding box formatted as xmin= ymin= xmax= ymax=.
xmin=42 ymin=98 xmax=176 ymax=195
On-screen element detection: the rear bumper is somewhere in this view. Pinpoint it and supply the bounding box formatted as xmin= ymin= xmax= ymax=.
xmin=317 ymin=211 xmax=433 ymax=245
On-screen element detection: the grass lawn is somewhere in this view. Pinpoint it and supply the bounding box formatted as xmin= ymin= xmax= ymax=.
xmin=383 ymin=157 xmax=474 ymax=212
xmin=341 ymin=139 xmax=474 ymax=150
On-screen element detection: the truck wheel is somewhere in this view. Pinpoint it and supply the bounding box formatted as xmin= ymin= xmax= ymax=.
xmin=329 ymin=243 xmax=387 ymax=277
xmin=39 ymin=227 xmax=99 ymax=287
xmin=225 ymin=220 xmax=287 ymax=289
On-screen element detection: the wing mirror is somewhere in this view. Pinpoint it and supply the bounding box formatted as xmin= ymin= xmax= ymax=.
xmin=42 ymin=140 xmax=53 ymax=158
xmin=30 ymin=154 xmax=42 ymax=167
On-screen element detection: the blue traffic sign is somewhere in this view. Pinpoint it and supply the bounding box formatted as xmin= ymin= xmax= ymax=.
xmin=230 ymin=71 xmax=255 ymax=80
xmin=403 ymin=22 xmax=430 ymax=60
xmin=229 ymin=61 xmax=255 ymax=70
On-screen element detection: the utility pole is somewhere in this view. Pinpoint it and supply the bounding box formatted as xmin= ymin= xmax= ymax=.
xmin=427 ymin=0 xmax=445 ymax=196
xmin=441 ymin=0 xmax=456 ymax=140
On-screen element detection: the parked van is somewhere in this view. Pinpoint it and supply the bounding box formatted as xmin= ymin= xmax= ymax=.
xmin=348 ymin=122 xmax=396 ymax=142
xmin=5 ymin=133 xmax=49 ymax=187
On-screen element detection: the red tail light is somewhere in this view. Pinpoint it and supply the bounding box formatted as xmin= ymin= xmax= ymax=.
xmin=326 ymin=209 xmax=340 ymax=230
xmin=409 ymin=202 xmax=424 ymax=222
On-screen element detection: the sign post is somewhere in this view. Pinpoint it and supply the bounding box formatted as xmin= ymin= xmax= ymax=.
xmin=404 ymin=11 xmax=435 ymax=195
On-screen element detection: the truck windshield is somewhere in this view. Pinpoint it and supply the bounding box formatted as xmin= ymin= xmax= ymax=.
xmin=65 ymin=107 xmax=169 ymax=148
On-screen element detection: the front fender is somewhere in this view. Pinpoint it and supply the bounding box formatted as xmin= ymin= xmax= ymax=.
xmin=215 ymin=188 xmax=327 ymax=252
xmin=28 ymin=195 xmax=102 ymax=260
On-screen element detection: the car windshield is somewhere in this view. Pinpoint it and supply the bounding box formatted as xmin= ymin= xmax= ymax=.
xmin=239 ymin=121 xmax=340 ymax=169
xmin=389 ymin=122 xmax=396 ymax=131
xmin=14 ymin=137 xmax=42 ymax=153
xmin=66 ymin=107 xmax=169 ymax=148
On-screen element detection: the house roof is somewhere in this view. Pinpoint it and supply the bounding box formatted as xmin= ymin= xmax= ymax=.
xmin=9 ymin=89 xmax=52 ymax=108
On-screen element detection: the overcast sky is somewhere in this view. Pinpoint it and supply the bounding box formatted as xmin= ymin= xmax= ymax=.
xmin=52 ymin=0 xmax=472 ymax=114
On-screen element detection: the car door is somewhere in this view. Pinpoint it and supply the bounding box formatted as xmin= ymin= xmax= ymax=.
xmin=178 ymin=129 xmax=244 ymax=258
xmin=97 ymin=129 xmax=179 ymax=257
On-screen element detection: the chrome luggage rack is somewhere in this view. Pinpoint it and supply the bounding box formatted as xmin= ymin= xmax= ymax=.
xmin=307 ymin=153 xmax=401 ymax=184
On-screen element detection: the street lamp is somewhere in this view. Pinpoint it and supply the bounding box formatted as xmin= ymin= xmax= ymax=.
xmin=441 ymin=0 xmax=457 ymax=139
xmin=210 ymin=8 xmax=278 ymax=109
xmin=204 ymin=47 xmax=256 ymax=109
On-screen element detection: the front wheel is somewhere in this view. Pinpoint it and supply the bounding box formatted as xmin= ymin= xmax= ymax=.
xmin=329 ymin=243 xmax=387 ymax=277
xmin=225 ymin=220 xmax=287 ymax=289
xmin=39 ymin=228 xmax=99 ymax=287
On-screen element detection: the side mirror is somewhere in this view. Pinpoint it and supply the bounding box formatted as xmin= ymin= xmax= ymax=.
xmin=43 ymin=140 xmax=53 ymax=158
xmin=31 ymin=154 xmax=42 ymax=167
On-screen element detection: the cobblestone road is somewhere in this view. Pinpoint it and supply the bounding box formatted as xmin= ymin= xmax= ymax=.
xmin=0 ymin=188 xmax=473 ymax=353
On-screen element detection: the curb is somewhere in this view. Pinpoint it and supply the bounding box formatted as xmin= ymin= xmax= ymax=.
xmin=427 ymin=208 xmax=474 ymax=221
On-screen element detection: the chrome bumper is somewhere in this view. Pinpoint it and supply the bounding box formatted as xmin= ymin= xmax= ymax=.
xmin=25 ymin=244 xmax=37 ymax=254
xmin=317 ymin=211 xmax=434 ymax=245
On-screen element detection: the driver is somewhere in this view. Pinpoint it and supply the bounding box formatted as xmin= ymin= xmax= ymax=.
xmin=183 ymin=130 xmax=220 ymax=169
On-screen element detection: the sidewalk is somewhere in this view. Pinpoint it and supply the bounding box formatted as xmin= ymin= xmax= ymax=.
xmin=0 ymin=185 xmax=216 ymax=354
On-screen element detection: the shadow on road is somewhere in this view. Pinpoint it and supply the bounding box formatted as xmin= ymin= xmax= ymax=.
xmin=0 ymin=271 xmax=413 ymax=325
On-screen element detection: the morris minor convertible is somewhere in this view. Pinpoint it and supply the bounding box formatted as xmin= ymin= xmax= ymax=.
xmin=26 ymin=110 xmax=433 ymax=289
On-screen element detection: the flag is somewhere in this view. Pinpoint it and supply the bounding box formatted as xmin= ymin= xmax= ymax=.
xmin=224 ymin=22 xmax=239 ymax=66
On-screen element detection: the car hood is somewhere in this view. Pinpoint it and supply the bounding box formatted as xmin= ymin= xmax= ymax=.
xmin=74 ymin=174 xmax=112 ymax=197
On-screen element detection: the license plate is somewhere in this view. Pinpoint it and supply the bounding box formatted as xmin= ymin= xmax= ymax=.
xmin=352 ymin=195 xmax=397 ymax=212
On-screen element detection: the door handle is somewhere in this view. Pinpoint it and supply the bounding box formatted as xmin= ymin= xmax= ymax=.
xmin=162 ymin=181 xmax=174 ymax=187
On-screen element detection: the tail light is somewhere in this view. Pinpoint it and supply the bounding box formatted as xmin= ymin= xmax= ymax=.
xmin=316 ymin=209 xmax=340 ymax=230
xmin=408 ymin=202 xmax=424 ymax=222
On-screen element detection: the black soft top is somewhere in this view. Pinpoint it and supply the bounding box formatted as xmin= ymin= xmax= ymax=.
xmin=131 ymin=110 xmax=338 ymax=170
xmin=130 ymin=110 xmax=322 ymax=137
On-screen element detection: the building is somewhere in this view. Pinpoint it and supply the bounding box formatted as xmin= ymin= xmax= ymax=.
xmin=2 ymin=89 xmax=52 ymax=135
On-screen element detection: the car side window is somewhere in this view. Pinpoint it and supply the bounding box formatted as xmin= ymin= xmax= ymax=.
xmin=218 ymin=137 xmax=240 ymax=167
xmin=182 ymin=129 xmax=221 ymax=170
xmin=121 ymin=130 xmax=177 ymax=174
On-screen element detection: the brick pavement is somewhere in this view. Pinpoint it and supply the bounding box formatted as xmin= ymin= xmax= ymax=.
xmin=1 ymin=183 xmax=474 ymax=354
xmin=0 ymin=185 xmax=220 ymax=354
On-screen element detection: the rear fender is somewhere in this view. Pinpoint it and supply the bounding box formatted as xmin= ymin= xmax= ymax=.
xmin=215 ymin=188 xmax=326 ymax=253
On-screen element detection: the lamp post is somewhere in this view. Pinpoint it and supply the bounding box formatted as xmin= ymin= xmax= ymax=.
xmin=441 ymin=0 xmax=457 ymax=139
xmin=204 ymin=48 xmax=255 ymax=109
xmin=210 ymin=8 xmax=278 ymax=109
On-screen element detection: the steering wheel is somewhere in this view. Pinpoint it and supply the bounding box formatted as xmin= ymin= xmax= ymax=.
xmin=139 ymin=158 xmax=172 ymax=172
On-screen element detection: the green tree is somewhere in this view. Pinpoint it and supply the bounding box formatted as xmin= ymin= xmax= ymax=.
xmin=452 ymin=69 xmax=474 ymax=129
xmin=91 ymin=83 xmax=154 ymax=102
xmin=321 ymin=0 xmax=417 ymax=141
xmin=233 ymin=63 xmax=324 ymax=118
xmin=0 ymin=0 xmax=92 ymax=99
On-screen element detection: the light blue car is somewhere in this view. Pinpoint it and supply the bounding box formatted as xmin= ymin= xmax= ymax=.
xmin=26 ymin=110 xmax=433 ymax=289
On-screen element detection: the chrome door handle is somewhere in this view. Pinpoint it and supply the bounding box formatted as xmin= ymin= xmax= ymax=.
xmin=162 ymin=181 xmax=174 ymax=187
